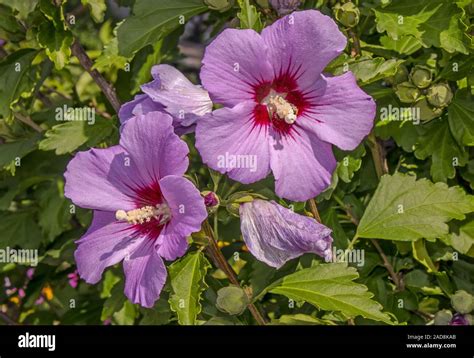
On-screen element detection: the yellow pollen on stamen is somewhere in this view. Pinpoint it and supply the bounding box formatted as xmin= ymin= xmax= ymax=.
xmin=115 ymin=204 xmax=170 ymax=225
xmin=264 ymin=93 xmax=298 ymax=124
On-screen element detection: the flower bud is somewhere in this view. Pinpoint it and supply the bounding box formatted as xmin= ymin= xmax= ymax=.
xmin=386 ymin=65 xmax=408 ymax=86
xmin=427 ymin=82 xmax=453 ymax=108
xmin=450 ymin=313 xmax=470 ymax=326
xmin=414 ymin=98 xmax=444 ymax=122
xmin=451 ymin=290 xmax=474 ymax=314
xmin=201 ymin=191 xmax=220 ymax=213
xmin=204 ymin=0 xmax=234 ymax=12
xmin=410 ymin=65 xmax=432 ymax=89
xmin=333 ymin=2 xmax=360 ymax=28
xmin=269 ymin=0 xmax=301 ymax=15
xmin=395 ymin=82 xmax=421 ymax=103
xmin=216 ymin=286 xmax=249 ymax=315
xmin=434 ymin=310 xmax=453 ymax=325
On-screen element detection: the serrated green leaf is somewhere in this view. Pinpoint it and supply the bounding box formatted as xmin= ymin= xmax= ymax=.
xmin=357 ymin=173 xmax=474 ymax=241
xmin=415 ymin=119 xmax=467 ymax=182
xmin=270 ymin=263 xmax=393 ymax=324
xmin=373 ymin=0 xmax=468 ymax=54
xmin=117 ymin=0 xmax=207 ymax=57
xmin=39 ymin=116 xmax=115 ymax=155
xmin=448 ymin=90 xmax=474 ymax=146
xmin=169 ymin=251 xmax=210 ymax=325
xmin=237 ymin=0 xmax=263 ymax=32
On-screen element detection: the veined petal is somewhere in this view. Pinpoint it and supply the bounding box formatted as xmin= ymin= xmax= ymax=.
xmin=159 ymin=175 xmax=207 ymax=239
xmin=74 ymin=211 xmax=143 ymax=284
xmin=64 ymin=146 xmax=137 ymax=211
xmin=123 ymin=238 xmax=167 ymax=308
xmin=142 ymin=64 xmax=212 ymax=123
xmin=195 ymin=101 xmax=272 ymax=184
xmin=261 ymin=10 xmax=346 ymax=92
xmin=240 ymin=200 xmax=333 ymax=268
xmin=200 ymin=29 xmax=274 ymax=106
xmin=118 ymin=94 xmax=164 ymax=124
xmin=269 ymin=127 xmax=336 ymax=201
xmin=119 ymin=113 xmax=189 ymax=182
xmin=299 ymin=72 xmax=376 ymax=150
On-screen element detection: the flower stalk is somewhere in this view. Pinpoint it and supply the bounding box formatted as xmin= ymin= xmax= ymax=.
xmin=202 ymin=220 xmax=267 ymax=325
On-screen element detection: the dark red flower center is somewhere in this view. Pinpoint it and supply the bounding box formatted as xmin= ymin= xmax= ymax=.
xmin=252 ymin=72 xmax=309 ymax=136
xmin=115 ymin=181 xmax=170 ymax=240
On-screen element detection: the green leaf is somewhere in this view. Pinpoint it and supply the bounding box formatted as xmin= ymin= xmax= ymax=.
xmin=0 ymin=49 xmax=38 ymax=121
xmin=373 ymin=0 xmax=468 ymax=54
xmin=237 ymin=0 xmax=263 ymax=32
xmin=0 ymin=211 xmax=42 ymax=249
xmin=448 ymin=90 xmax=474 ymax=146
xmin=117 ymin=0 xmax=207 ymax=57
xmin=39 ymin=116 xmax=115 ymax=155
xmin=168 ymin=251 xmax=210 ymax=325
xmin=356 ymin=173 xmax=474 ymax=241
xmin=271 ymin=313 xmax=336 ymax=325
xmin=412 ymin=239 xmax=437 ymax=273
xmin=327 ymin=55 xmax=403 ymax=84
xmin=379 ymin=35 xmax=422 ymax=55
xmin=446 ymin=220 xmax=474 ymax=257
xmin=0 ymin=134 xmax=40 ymax=168
xmin=37 ymin=20 xmax=73 ymax=70
xmin=270 ymin=263 xmax=393 ymax=324
xmin=0 ymin=0 xmax=39 ymax=19
xmin=101 ymin=281 xmax=125 ymax=321
xmin=113 ymin=300 xmax=137 ymax=325
xmin=36 ymin=180 xmax=72 ymax=242
xmin=82 ymin=0 xmax=106 ymax=23
xmin=415 ymin=119 xmax=468 ymax=182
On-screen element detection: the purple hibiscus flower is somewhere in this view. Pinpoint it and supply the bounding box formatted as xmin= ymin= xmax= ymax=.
xmin=196 ymin=10 xmax=375 ymax=201
xmin=240 ymin=199 xmax=333 ymax=268
xmin=64 ymin=112 xmax=208 ymax=307
xmin=119 ymin=64 xmax=213 ymax=135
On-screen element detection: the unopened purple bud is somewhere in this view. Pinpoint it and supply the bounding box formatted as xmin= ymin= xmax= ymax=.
xmin=450 ymin=313 xmax=470 ymax=326
xmin=202 ymin=191 xmax=220 ymax=212
xmin=269 ymin=0 xmax=301 ymax=15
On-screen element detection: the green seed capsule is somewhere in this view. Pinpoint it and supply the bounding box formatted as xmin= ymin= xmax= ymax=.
xmin=410 ymin=65 xmax=432 ymax=89
xmin=333 ymin=2 xmax=360 ymax=28
xmin=451 ymin=290 xmax=474 ymax=314
xmin=395 ymin=82 xmax=421 ymax=103
xmin=427 ymin=82 xmax=453 ymax=108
